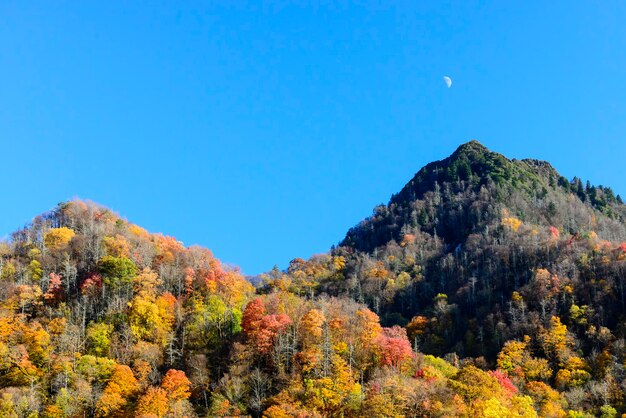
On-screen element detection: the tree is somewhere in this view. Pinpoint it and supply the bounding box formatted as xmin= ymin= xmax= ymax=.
xmin=303 ymin=355 xmax=361 ymax=416
xmin=135 ymin=387 xmax=168 ymax=417
xmin=96 ymin=365 xmax=139 ymax=417
xmin=43 ymin=227 xmax=75 ymax=250
xmin=406 ymin=315 xmax=429 ymax=343
xmin=540 ymin=316 xmax=571 ymax=365
xmin=160 ymin=369 xmax=191 ymax=402
xmin=301 ymin=309 xmax=325 ymax=347
xmin=132 ymin=268 xmax=161 ymax=298
xmin=242 ymin=298 xmax=292 ymax=355
xmin=373 ymin=326 xmax=414 ymax=369
xmin=498 ymin=336 xmax=552 ymax=382
xmin=498 ymin=337 xmax=530 ymax=378
xmin=554 ymin=357 xmax=590 ymax=389
xmin=524 ymin=381 xmax=565 ymax=417
xmin=128 ymin=291 xmax=175 ymax=346
xmin=242 ymin=298 xmax=266 ymax=337
xmin=28 ymin=259 xmax=43 ymax=282
xmin=257 ymin=314 xmax=292 ymax=355
xmin=355 ymin=308 xmax=382 ymax=348
xmin=97 ymin=256 xmax=138 ymax=292
xmin=103 ymin=234 xmax=131 ymax=258
xmin=185 ymin=294 xmax=240 ymax=350
xmin=86 ymin=322 xmax=113 ymax=357
xmin=44 ymin=272 xmax=63 ymax=304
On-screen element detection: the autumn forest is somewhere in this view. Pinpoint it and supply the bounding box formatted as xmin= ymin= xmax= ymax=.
xmin=2 ymin=141 xmax=626 ymax=417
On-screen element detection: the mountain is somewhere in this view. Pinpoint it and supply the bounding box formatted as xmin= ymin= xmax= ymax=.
xmin=344 ymin=140 xmax=625 ymax=253
xmin=275 ymin=141 xmax=626 ymax=357
xmin=1 ymin=142 xmax=626 ymax=417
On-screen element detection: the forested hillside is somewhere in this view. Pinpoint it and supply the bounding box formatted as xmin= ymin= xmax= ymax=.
xmin=1 ymin=142 xmax=626 ymax=417
xmin=261 ymin=141 xmax=626 ymax=416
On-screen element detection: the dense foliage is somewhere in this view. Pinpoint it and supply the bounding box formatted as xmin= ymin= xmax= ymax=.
xmin=1 ymin=141 xmax=625 ymax=417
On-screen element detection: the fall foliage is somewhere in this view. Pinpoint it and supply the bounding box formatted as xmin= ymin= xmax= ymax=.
xmin=1 ymin=142 xmax=626 ymax=416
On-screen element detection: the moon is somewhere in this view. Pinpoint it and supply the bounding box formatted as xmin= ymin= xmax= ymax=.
xmin=443 ymin=76 xmax=452 ymax=88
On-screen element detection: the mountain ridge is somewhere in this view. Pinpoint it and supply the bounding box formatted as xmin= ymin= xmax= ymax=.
xmin=1 ymin=142 xmax=626 ymax=416
xmin=341 ymin=140 xmax=625 ymax=255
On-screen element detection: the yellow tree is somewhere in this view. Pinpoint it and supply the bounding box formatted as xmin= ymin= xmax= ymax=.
xmin=44 ymin=227 xmax=75 ymax=250
xmin=128 ymin=269 xmax=176 ymax=346
xmin=540 ymin=316 xmax=571 ymax=365
xmin=302 ymin=355 xmax=361 ymax=416
xmin=96 ymin=365 xmax=139 ymax=417
xmin=498 ymin=336 xmax=552 ymax=382
xmin=135 ymin=387 xmax=168 ymax=417
xmin=301 ymin=309 xmax=325 ymax=348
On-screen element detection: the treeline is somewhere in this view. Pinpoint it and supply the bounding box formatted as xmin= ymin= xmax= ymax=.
xmin=258 ymin=142 xmax=626 ymax=416
xmin=0 ymin=201 xmax=503 ymax=417
xmin=1 ymin=141 xmax=626 ymax=417
xmin=0 ymin=200 xmax=564 ymax=417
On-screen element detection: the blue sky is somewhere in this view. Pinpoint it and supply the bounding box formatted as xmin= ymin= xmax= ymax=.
xmin=1 ymin=1 xmax=625 ymax=274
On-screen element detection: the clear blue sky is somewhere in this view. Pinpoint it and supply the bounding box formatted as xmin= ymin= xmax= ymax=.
xmin=2 ymin=2 xmax=625 ymax=274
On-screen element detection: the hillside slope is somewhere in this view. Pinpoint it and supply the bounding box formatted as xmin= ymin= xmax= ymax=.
xmin=2 ymin=142 xmax=626 ymax=417
xmin=345 ymin=140 xmax=625 ymax=253
xmin=272 ymin=141 xmax=626 ymax=358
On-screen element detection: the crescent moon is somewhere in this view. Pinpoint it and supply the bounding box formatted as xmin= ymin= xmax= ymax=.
xmin=443 ymin=76 xmax=452 ymax=88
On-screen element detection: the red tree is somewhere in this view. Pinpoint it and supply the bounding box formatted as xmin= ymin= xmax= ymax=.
xmin=44 ymin=272 xmax=63 ymax=303
xmin=256 ymin=314 xmax=292 ymax=354
xmin=374 ymin=326 xmax=414 ymax=368
xmin=242 ymin=298 xmax=266 ymax=336
xmin=241 ymin=298 xmax=291 ymax=354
